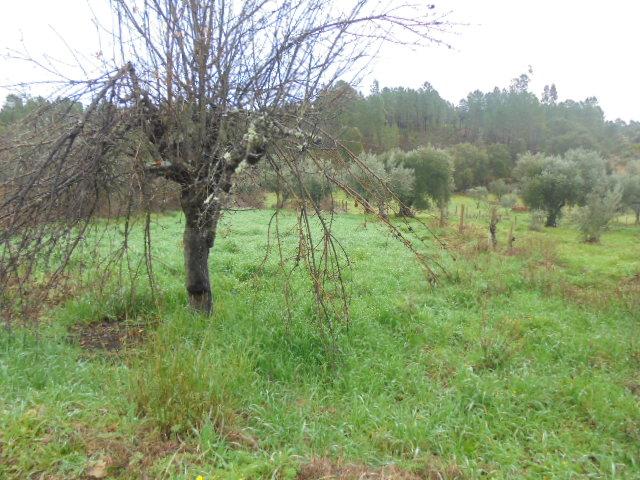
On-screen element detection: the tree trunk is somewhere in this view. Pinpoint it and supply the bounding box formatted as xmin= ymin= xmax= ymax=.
xmin=181 ymin=191 xmax=219 ymax=315
xmin=545 ymin=209 xmax=559 ymax=227
xmin=183 ymin=222 xmax=214 ymax=314
xmin=397 ymin=204 xmax=414 ymax=217
xmin=635 ymin=210 xmax=640 ymax=225
xmin=439 ymin=205 xmax=447 ymax=227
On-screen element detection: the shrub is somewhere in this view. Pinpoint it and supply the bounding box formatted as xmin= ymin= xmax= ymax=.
xmin=488 ymin=179 xmax=510 ymax=200
xmin=500 ymin=194 xmax=517 ymax=210
xmin=574 ymin=186 xmax=622 ymax=243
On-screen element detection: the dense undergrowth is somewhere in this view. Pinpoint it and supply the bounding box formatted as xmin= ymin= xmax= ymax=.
xmin=1 ymin=197 xmax=639 ymax=479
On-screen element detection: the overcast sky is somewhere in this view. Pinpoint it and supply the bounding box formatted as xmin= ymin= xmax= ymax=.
xmin=1 ymin=1 xmax=639 ymax=121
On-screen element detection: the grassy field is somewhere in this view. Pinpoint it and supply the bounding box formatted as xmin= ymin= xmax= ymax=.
xmin=1 ymin=197 xmax=639 ymax=479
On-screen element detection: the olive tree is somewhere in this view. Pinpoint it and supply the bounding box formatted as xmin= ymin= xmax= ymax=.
xmin=395 ymin=146 xmax=455 ymax=217
xmin=620 ymin=173 xmax=640 ymax=224
xmin=0 ymin=0 xmax=450 ymax=315
xmin=563 ymin=148 xmax=608 ymax=203
xmin=515 ymin=149 xmax=609 ymax=227
xmin=488 ymin=178 xmax=510 ymax=201
xmin=347 ymin=151 xmax=414 ymax=218
xmin=575 ymin=184 xmax=622 ymax=242
xmin=514 ymin=152 xmax=581 ymax=227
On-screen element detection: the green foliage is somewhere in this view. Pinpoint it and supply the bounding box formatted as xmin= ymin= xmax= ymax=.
xmin=499 ymin=193 xmax=517 ymax=210
xmin=348 ymin=147 xmax=453 ymax=215
xmin=1 ymin=207 xmax=639 ymax=479
xmin=486 ymin=143 xmax=513 ymax=180
xmin=620 ymin=172 xmax=640 ymax=223
xmin=398 ymin=146 xmax=455 ymax=210
xmin=488 ymin=178 xmax=510 ymax=200
xmin=299 ymin=160 xmax=334 ymax=204
xmin=574 ymin=185 xmax=623 ymax=242
xmin=515 ymin=152 xmax=582 ymax=226
xmin=0 ymin=94 xmax=83 ymax=130
xmin=563 ymin=148 xmax=608 ymax=203
xmin=258 ymin=159 xmax=333 ymax=207
xmin=529 ymin=209 xmax=547 ymax=231
xmin=449 ymin=143 xmax=489 ymax=190
xmin=327 ymin=75 xmax=639 ymax=176
xmin=515 ymin=149 xmax=613 ymax=228
xmin=348 ymin=151 xmax=414 ymax=209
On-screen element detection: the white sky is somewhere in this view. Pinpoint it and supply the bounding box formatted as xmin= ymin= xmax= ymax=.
xmin=1 ymin=0 xmax=639 ymax=122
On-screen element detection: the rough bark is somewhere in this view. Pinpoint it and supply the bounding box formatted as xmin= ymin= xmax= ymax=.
xmin=397 ymin=204 xmax=415 ymax=217
xmin=181 ymin=190 xmax=219 ymax=315
xmin=183 ymin=222 xmax=214 ymax=313
xmin=545 ymin=208 xmax=560 ymax=227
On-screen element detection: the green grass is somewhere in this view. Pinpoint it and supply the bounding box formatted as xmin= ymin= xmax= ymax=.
xmin=1 ymin=199 xmax=639 ymax=479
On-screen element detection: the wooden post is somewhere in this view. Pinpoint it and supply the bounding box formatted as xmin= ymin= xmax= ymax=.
xmin=459 ymin=204 xmax=465 ymax=234
xmin=489 ymin=206 xmax=499 ymax=250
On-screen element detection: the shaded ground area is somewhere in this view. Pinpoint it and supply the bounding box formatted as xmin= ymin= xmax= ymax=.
xmin=69 ymin=319 xmax=148 ymax=352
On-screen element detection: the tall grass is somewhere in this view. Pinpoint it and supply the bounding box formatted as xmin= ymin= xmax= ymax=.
xmin=1 ymin=200 xmax=639 ymax=479
xmin=130 ymin=315 xmax=257 ymax=437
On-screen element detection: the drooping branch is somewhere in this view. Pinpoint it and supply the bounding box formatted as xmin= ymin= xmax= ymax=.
xmin=1 ymin=0 xmax=453 ymax=322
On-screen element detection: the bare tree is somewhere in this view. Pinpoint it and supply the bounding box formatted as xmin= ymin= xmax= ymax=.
xmin=1 ymin=0 xmax=450 ymax=317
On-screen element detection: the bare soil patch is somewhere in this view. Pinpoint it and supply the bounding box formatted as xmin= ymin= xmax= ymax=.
xmin=73 ymin=423 xmax=185 ymax=479
xmin=296 ymin=457 xmax=464 ymax=480
xmin=69 ymin=319 xmax=148 ymax=352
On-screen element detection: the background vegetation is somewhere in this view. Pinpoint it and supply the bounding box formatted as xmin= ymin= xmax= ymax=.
xmin=1 ymin=66 xmax=639 ymax=479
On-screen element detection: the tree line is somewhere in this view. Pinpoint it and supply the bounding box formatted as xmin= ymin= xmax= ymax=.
xmin=2 ymin=87 xmax=639 ymax=236
xmin=328 ymin=73 xmax=640 ymax=175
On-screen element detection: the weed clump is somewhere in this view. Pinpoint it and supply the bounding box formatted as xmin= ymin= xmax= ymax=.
xmin=130 ymin=322 xmax=256 ymax=437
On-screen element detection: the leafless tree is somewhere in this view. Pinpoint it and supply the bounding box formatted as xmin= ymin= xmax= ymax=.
xmin=1 ymin=0 xmax=450 ymax=318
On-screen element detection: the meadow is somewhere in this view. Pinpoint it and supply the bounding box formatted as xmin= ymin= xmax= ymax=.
xmin=1 ymin=197 xmax=639 ymax=479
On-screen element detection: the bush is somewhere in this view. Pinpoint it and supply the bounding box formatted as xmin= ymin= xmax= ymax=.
xmin=500 ymin=194 xmax=517 ymax=210
xmin=574 ymin=186 xmax=622 ymax=243
xmin=488 ymin=179 xmax=510 ymax=200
